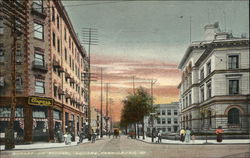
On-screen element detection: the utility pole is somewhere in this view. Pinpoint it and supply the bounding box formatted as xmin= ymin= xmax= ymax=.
xmin=150 ymin=79 xmax=157 ymax=106
xmin=133 ymin=76 xmax=135 ymax=94
xmin=100 ymin=68 xmax=103 ymax=137
xmin=109 ymin=98 xmax=113 ymax=132
xmin=82 ymin=28 xmax=98 ymax=140
xmin=1 ymin=0 xmax=26 ymax=150
xmin=105 ymin=83 xmax=109 ymax=134
xmin=150 ymin=79 xmax=157 ymax=143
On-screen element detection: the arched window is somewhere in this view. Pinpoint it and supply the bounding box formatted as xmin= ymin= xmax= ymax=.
xmin=228 ymin=108 xmax=240 ymax=125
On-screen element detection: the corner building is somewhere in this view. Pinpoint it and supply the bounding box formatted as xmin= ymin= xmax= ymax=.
xmin=178 ymin=22 xmax=249 ymax=134
xmin=0 ymin=0 xmax=89 ymax=143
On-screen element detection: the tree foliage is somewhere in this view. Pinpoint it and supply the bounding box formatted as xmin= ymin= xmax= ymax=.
xmin=120 ymin=87 xmax=155 ymax=127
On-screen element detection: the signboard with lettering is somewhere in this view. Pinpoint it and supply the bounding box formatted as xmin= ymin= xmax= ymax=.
xmin=28 ymin=97 xmax=53 ymax=106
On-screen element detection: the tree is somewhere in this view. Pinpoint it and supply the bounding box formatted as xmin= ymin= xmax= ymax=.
xmin=120 ymin=87 xmax=156 ymax=139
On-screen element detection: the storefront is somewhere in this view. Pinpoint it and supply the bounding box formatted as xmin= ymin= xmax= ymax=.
xmin=28 ymin=96 xmax=54 ymax=142
xmin=0 ymin=106 xmax=24 ymax=144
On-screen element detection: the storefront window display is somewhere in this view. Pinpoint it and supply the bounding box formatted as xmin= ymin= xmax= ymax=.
xmin=32 ymin=106 xmax=49 ymax=141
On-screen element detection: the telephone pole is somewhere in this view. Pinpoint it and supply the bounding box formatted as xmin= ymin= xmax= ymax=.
xmin=105 ymin=83 xmax=109 ymax=133
xmin=82 ymin=28 xmax=98 ymax=140
xmin=1 ymin=0 xmax=27 ymax=150
xmin=100 ymin=68 xmax=103 ymax=137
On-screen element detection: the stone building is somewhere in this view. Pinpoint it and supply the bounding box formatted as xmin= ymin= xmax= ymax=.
xmin=0 ymin=0 xmax=89 ymax=142
xmin=178 ymin=22 xmax=249 ymax=134
xmin=144 ymin=102 xmax=179 ymax=135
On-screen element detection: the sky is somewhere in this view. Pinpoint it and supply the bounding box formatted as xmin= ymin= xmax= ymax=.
xmin=63 ymin=0 xmax=249 ymax=122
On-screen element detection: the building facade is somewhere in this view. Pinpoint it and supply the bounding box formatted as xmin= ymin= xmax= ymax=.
xmin=178 ymin=22 xmax=250 ymax=134
xmin=0 ymin=0 xmax=89 ymax=143
xmin=144 ymin=102 xmax=179 ymax=135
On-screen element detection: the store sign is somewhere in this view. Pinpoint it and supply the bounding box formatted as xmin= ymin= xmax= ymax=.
xmin=28 ymin=97 xmax=53 ymax=106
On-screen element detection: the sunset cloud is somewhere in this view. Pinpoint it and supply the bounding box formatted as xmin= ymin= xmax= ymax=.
xmin=90 ymin=54 xmax=181 ymax=122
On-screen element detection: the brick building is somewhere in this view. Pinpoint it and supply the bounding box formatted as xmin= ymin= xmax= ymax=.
xmin=0 ymin=0 xmax=89 ymax=143
xmin=178 ymin=22 xmax=249 ymax=134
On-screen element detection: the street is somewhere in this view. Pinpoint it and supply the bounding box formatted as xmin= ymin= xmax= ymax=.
xmin=1 ymin=136 xmax=249 ymax=158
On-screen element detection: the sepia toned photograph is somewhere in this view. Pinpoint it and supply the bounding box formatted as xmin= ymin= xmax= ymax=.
xmin=0 ymin=0 xmax=249 ymax=158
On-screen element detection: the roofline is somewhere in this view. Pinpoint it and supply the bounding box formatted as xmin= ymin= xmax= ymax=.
xmin=54 ymin=0 xmax=87 ymax=58
xmin=178 ymin=38 xmax=249 ymax=70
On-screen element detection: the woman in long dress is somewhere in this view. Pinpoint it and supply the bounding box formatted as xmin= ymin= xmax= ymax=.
xmin=179 ymin=128 xmax=186 ymax=142
xmin=184 ymin=128 xmax=191 ymax=143
xmin=215 ymin=126 xmax=224 ymax=142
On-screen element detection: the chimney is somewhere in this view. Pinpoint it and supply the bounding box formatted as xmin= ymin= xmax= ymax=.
xmin=204 ymin=22 xmax=221 ymax=41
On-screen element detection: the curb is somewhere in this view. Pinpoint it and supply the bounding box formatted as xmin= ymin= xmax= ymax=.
xmin=135 ymin=138 xmax=250 ymax=145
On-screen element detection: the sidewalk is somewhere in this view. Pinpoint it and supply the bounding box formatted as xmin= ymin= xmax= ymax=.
xmin=0 ymin=138 xmax=89 ymax=151
xmin=136 ymin=136 xmax=250 ymax=145
xmin=0 ymin=135 xmax=108 ymax=151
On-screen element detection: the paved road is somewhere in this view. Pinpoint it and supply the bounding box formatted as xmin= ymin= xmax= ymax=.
xmin=1 ymin=136 xmax=249 ymax=158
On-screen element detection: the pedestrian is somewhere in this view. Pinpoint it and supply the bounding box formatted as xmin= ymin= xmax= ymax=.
xmin=157 ymin=130 xmax=162 ymax=143
xmin=91 ymin=129 xmax=96 ymax=143
xmin=179 ymin=128 xmax=186 ymax=142
xmin=215 ymin=126 xmax=224 ymax=142
xmin=185 ymin=127 xmax=191 ymax=143
xmin=78 ymin=130 xmax=85 ymax=144
xmin=191 ymin=134 xmax=195 ymax=143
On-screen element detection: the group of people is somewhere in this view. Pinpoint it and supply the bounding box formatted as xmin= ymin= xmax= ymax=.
xmin=180 ymin=126 xmax=224 ymax=143
xmin=155 ymin=130 xmax=162 ymax=143
xmin=179 ymin=128 xmax=193 ymax=143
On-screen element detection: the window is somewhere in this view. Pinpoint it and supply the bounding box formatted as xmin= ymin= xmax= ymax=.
xmin=32 ymin=0 xmax=43 ymax=13
xmin=34 ymin=53 xmax=44 ymax=66
xmin=57 ymin=38 xmax=60 ymax=53
xmin=34 ymin=23 xmax=44 ymax=40
xmin=0 ymin=46 xmax=4 ymax=63
xmin=200 ymin=87 xmax=204 ymax=102
xmin=162 ymin=110 xmax=166 ymax=115
xmin=52 ymin=32 xmax=56 ymax=47
xmin=162 ymin=118 xmax=166 ymax=124
xmin=54 ymin=85 xmax=58 ymax=97
xmin=52 ymin=7 xmax=55 ymax=21
xmin=16 ymin=76 xmax=22 ymax=90
xmin=167 ymin=110 xmax=171 ymax=115
xmin=174 ymin=118 xmax=178 ymax=124
xmin=228 ymin=108 xmax=240 ymax=125
xmin=206 ymin=61 xmax=211 ymax=75
xmin=64 ymin=28 xmax=67 ymax=41
xmin=64 ymin=48 xmax=67 ymax=61
xmin=167 ymin=118 xmax=171 ymax=124
xmin=173 ymin=111 xmax=177 ymax=117
xmin=188 ymin=93 xmax=192 ymax=105
xmin=229 ymin=80 xmax=239 ymax=95
xmin=16 ymin=50 xmax=22 ymax=56
xmin=0 ymin=17 xmax=3 ymax=34
xmin=200 ymin=68 xmax=204 ymax=80
xmin=228 ymin=55 xmax=239 ymax=69
xmin=162 ymin=128 xmax=166 ymax=132
xmin=57 ymin=15 xmax=59 ymax=29
xmin=35 ymin=81 xmax=45 ymax=93
xmin=157 ymin=118 xmax=161 ymax=124
xmin=207 ymin=82 xmax=212 ymax=99
xmin=0 ymin=76 xmax=4 ymax=87
xmin=167 ymin=127 xmax=171 ymax=132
